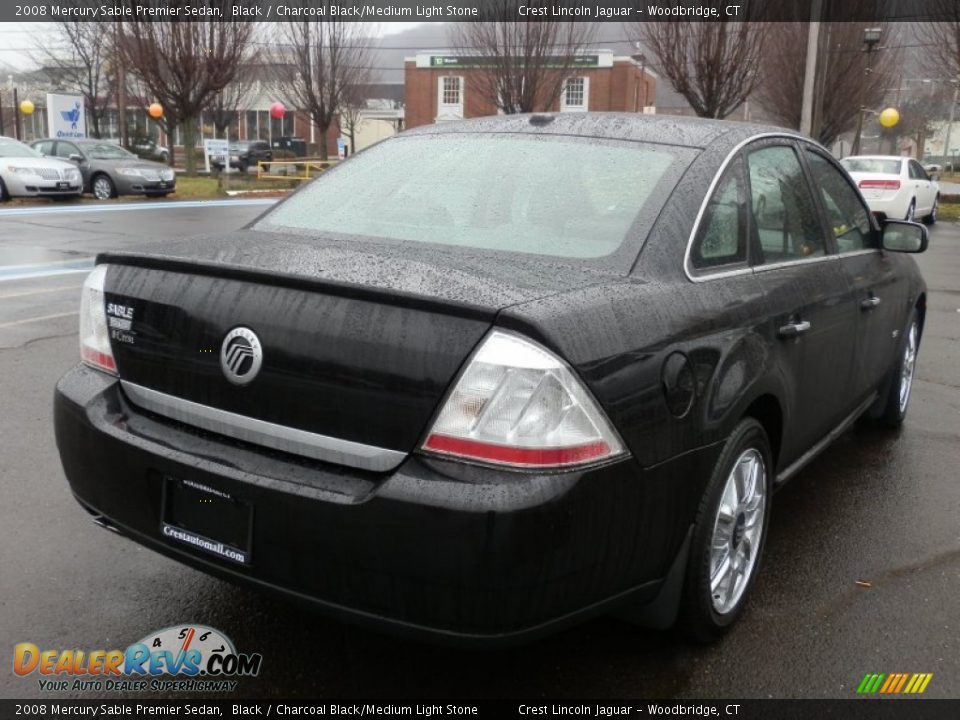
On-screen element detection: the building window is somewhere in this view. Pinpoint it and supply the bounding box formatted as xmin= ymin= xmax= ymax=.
xmin=441 ymin=76 xmax=462 ymax=106
xmin=561 ymin=77 xmax=589 ymax=112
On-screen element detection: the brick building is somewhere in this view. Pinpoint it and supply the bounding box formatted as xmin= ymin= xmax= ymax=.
xmin=404 ymin=51 xmax=656 ymax=128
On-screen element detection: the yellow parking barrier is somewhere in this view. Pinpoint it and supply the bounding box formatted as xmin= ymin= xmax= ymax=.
xmin=256 ymin=159 xmax=340 ymax=181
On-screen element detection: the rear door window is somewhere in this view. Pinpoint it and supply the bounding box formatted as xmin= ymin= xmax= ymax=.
xmin=746 ymin=145 xmax=825 ymax=264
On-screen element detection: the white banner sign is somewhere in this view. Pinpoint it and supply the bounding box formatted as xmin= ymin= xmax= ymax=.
xmin=46 ymin=93 xmax=87 ymax=139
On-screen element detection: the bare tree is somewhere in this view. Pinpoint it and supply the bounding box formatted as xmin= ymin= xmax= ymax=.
xmin=209 ymin=74 xmax=257 ymax=141
xmin=270 ymin=16 xmax=377 ymax=160
xmin=918 ymin=2 xmax=960 ymax=81
xmin=755 ymin=20 xmax=899 ymax=147
xmin=117 ymin=7 xmax=255 ymax=172
xmin=897 ymin=83 xmax=952 ymax=159
xmin=34 ymin=20 xmax=111 ymax=138
xmin=450 ymin=10 xmax=595 ymax=114
xmin=339 ymin=83 xmax=370 ymax=156
xmin=630 ymin=4 xmax=768 ymax=119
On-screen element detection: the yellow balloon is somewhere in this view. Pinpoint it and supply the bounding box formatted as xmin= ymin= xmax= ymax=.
xmin=19 ymin=99 xmax=34 ymax=115
xmin=879 ymin=107 xmax=900 ymax=128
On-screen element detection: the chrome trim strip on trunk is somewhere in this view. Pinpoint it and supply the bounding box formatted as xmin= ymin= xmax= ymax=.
xmin=120 ymin=380 xmax=406 ymax=472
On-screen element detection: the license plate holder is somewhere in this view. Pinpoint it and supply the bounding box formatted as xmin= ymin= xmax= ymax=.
xmin=57 ymin=181 xmax=69 ymax=190
xmin=161 ymin=477 xmax=252 ymax=565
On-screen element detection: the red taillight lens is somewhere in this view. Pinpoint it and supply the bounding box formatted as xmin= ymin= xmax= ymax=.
xmin=421 ymin=331 xmax=627 ymax=470
xmin=79 ymin=265 xmax=118 ymax=375
xmin=859 ymin=179 xmax=900 ymax=190
xmin=422 ymin=435 xmax=613 ymax=468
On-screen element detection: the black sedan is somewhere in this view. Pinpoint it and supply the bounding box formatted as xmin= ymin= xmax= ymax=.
xmin=54 ymin=114 xmax=927 ymax=644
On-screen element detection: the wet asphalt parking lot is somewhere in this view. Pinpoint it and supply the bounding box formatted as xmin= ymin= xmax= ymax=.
xmin=0 ymin=200 xmax=958 ymax=700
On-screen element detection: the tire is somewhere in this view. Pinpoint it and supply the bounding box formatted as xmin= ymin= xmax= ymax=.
xmin=91 ymin=174 xmax=116 ymax=200
xmin=677 ymin=418 xmax=773 ymax=642
xmin=872 ymin=310 xmax=920 ymax=428
xmin=0 ymin=177 xmax=9 ymax=202
xmin=905 ymin=199 xmax=916 ymax=222
xmin=922 ymin=196 xmax=938 ymax=225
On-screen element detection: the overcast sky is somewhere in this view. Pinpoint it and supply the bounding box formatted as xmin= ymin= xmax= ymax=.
xmin=0 ymin=21 xmax=427 ymax=73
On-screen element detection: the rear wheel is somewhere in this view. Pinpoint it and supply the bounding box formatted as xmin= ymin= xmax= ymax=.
xmin=678 ymin=418 xmax=772 ymax=642
xmin=0 ymin=177 xmax=9 ymax=201
xmin=905 ymin=199 xmax=916 ymax=222
xmin=872 ymin=311 xmax=920 ymax=428
xmin=91 ymin=174 xmax=116 ymax=200
xmin=922 ymin=196 xmax=938 ymax=225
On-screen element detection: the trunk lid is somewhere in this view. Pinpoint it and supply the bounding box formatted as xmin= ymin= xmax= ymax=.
xmin=100 ymin=231 xmax=612 ymax=469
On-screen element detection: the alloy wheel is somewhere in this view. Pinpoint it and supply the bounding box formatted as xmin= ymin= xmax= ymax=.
xmin=709 ymin=448 xmax=766 ymax=615
xmin=92 ymin=177 xmax=113 ymax=200
xmin=899 ymin=322 xmax=918 ymax=414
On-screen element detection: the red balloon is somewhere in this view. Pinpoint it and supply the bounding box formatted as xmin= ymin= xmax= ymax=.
xmin=269 ymin=102 xmax=286 ymax=119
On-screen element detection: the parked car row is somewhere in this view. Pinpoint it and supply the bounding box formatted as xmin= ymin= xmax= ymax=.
xmin=0 ymin=136 xmax=175 ymax=202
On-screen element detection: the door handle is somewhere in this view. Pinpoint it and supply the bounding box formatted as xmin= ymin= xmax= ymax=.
xmin=777 ymin=320 xmax=811 ymax=339
xmin=860 ymin=296 xmax=881 ymax=310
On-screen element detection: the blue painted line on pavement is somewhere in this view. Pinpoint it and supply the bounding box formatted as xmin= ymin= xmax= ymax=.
xmin=0 ymin=258 xmax=96 ymax=282
xmin=0 ymin=198 xmax=277 ymax=218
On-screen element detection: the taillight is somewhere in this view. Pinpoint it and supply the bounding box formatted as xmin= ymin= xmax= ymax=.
xmin=79 ymin=264 xmax=117 ymax=375
xmin=421 ymin=330 xmax=626 ymax=469
xmin=859 ymin=179 xmax=900 ymax=190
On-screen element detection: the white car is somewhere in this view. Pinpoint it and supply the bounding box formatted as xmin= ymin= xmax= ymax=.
xmin=0 ymin=136 xmax=83 ymax=201
xmin=840 ymin=155 xmax=939 ymax=224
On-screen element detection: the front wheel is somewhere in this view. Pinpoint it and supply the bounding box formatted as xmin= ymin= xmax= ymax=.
xmin=91 ymin=174 xmax=116 ymax=200
xmin=678 ymin=418 xmax=772 ymax=642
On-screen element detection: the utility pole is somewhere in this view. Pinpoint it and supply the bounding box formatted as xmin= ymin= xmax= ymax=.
xmin=942 ymin=79 xmax=959 ymax=171
xmin=114 ymin=23 xmax=128 ymax=146
xmin=800 ymin=0 xmax=822 ymax=136
xmin=851 ymin=27 xmax=883 ymax=156
xmin=12 ymin=87 xmax=21 ymax=140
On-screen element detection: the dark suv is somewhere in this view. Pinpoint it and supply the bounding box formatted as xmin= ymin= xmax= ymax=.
xmin=211 ymin=140 xmax=272 ymax=172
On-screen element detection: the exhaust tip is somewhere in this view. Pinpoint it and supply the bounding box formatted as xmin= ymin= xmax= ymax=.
xmin=91 ymin=514 xmax=123 ymax=535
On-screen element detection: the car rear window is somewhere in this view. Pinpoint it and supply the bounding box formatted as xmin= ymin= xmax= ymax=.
xmin=841 ymin=158 xmax=902 ymax=175
xmin=256 ymin=134 xmax=690 ymax=261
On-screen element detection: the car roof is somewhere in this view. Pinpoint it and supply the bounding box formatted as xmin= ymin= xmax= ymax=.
xmin=402 ymin=112 xmax=806 ymax=153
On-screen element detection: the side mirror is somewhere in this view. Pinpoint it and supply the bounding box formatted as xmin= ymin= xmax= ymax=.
xmin=69 ymin=153 xmax=85 ymax=163
xmin=882 ymin=220 xmax=928 ymax=253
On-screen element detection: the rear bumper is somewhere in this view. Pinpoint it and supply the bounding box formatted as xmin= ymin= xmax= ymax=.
xmin=863 ymin=194 xmax=909 ymax=220
xmin=54 ymin=364 xmax=719 ymax=644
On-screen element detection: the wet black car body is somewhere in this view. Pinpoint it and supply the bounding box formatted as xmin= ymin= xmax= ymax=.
xmin=54 ymin=115 xmax=927 ymax=643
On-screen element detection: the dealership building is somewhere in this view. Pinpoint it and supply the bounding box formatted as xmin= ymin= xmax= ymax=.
xmin=404 ymin=51 xmax=657 ymax=128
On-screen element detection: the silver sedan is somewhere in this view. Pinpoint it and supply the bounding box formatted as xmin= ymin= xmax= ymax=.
xmin=0 ymin=136 xmax=82 ymax=200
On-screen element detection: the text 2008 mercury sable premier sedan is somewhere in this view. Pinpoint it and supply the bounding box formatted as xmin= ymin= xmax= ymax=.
xmin=54 ymin=114 xmax=928 ymax=644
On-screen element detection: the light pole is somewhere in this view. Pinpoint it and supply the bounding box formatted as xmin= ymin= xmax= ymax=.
xmin=851 ymin=27 xmax=883 ymax=156
xmin=942 ymin=78 xmax=959 ymax=171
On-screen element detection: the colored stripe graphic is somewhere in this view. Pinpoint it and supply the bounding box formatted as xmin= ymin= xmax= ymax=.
xmin=857 ymin=672 xmax=932 ymax=694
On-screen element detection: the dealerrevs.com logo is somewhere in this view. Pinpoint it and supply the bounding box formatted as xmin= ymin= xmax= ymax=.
xmin=14 ymin=625 xmax=262 ymax=693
